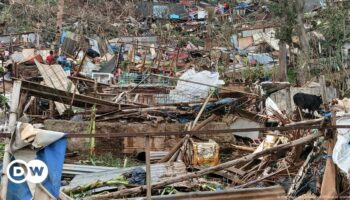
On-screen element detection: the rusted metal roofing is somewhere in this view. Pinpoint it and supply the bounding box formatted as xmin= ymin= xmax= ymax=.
xmin=63 ymin=162 xmax=187 ymax=192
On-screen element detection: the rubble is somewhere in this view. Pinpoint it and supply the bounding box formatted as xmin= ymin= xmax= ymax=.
xmin=0 ymin=0 xmax=349 ymax=200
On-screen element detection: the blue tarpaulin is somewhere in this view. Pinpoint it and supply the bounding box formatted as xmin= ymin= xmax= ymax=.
xmin=6 ymin=137 xmax=67 ymax=200
xmin=192 ymin=98 xmax=237 ymax=112
xmin=60 ymin=31 xmax=67 ymax=44
xmin=235 ymin=3 xmax=251 ymax=10
xmin=169 ymin=14 xmax=180 ymax=19
xmin=247 ymin=53 xmax=274 ymax=65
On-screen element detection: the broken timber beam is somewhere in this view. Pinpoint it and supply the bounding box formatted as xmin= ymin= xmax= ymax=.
xmin=0 ymin=80 xmax=21 ymax=200
xmin=68 ymin=76 xmax=110 ymax=86
xmin=85 ymin=131 xmax=323 ymax=200
xmin=19 ymin=80 xmax=137 ymax=109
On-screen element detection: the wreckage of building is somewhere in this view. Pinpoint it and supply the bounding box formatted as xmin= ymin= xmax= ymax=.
xmin=0 ymin=0 xmax=349 ymax=200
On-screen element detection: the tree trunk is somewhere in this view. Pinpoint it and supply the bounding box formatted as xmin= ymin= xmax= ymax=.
xmin=54 ymin=0 xmax=64 ymax=54
xmin=277 ymin=41 xmax=288 ymax=81
xmin=295 ymin=0 xmax=309 ymax=86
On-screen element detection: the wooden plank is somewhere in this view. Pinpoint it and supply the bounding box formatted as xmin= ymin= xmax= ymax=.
xmin=59 ymin=191 xmax=73 ymax=200
xmin=20 ymin=80 xmax=135 ymax=109
xmin=226 ymin=166 xmax=246 ymax=176
xmin=68 ymin=76 xmax=110 ymax=86
xmin=35 ymin=60 xmax=78 ymax=115
xmin=0 ymin=80 xmax=22 ymax=199
xmin=193 ymin=166 xmax=238 ymax=182
xmin=145 ymin=136 xmax=151 ymax=200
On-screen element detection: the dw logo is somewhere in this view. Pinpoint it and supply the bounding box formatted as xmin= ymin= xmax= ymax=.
xmin=7 ymin=160 xmax=48 ymax=184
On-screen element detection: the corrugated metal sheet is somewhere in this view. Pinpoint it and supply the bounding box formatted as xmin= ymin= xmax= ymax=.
xmin=61 ymin=37 xmax=79 ymax=57
xmin=63 ymin=164 xmax=116 ymax=176
xmin=109 ymin=36 xmax=158 ymax=51
xmin=63 ymin=162 xmax=187 ymax=191
xmin=129 ymin=186 xmax=286 ymax=200
xmin=241 ymin=29 xmax=264 ymax=37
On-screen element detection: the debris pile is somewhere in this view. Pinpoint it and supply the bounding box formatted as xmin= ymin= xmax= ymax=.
xmin=0 ymin=0 xmax=349 ymax=200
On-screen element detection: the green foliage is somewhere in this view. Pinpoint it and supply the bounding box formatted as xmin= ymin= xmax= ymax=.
xmin=120 ymin=60 xmax=130 ymax=71
xmin=0 ymin=95 xmax=7 ymax=109
xmin=0 ymin=6 xmax=11 ymax=23
xmin=0 ymin=141 xmax=5 ymax=159
xmin=241 ymin=64 xmax=272 ymax=82
xmin=188 ymin=36 xmax=205 ymax=47
xmin=317 ymin=6 xmax=349 ymax=63
xmin=318 ymin=6 xmax=348 ymax=45
xmin=287 ymin=66 xmax=298 ymax=84
xmin=269 ymin=0 xmax=297 ymax=43
xmin=161 ymin=186 xmax=178 ymax=195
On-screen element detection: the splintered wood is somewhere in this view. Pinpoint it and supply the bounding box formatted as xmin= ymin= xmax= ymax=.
xmin=35 ymin=60 xmax=78 ymax=115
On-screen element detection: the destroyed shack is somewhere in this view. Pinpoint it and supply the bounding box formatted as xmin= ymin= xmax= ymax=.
xmin=0 ymin=0 xmax=349 ymax=200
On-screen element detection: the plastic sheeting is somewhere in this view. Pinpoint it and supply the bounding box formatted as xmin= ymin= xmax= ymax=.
xmin=6 ymin=137 xmax=67 ymax=200
xmin=192 ymin=98 xmax=236 ymax=112
xmin=266 ymin=97 xmax=283 ymax=116
xmin=332 ymin=117 xmax=350 ymax=176
xmin=5 ymin=122 xmax=67 ymax=200
xmin=10 ymin=123 xmax=65 ymax=153
xmin=247 ymin=53 xmax=274 ymax=65
xmin=166 ymin=69 xmax=224 ymax=103
xmin=253 ymin=30 xmax=281 ymax=51
xmin=89 ymin=39 xmax=100 ymax=55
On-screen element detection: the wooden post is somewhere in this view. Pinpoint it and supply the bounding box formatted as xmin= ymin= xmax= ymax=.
xmin=89 ymin=105 xmax=96 ymax=156
xmin=145 ymin=135 xmax=151 ymax=199
xmin=70 ymin=80 xmax=78 ymax=111
xmin=287 ymin=86 xmax=293 ymax=114
xmin=320 ymin=75 xmax=327 ymax=104
xmin=320 ymin=110 xmax=337 ymax=198
xmin=36 ymin=31 xmax=40 ymax=48
xmin=93 ymin=80 xmax=97 ymax=98
xmin=277 ymin=41 xmax=288 ymax=81
xmin=49 ymin=100 xmax=54 ymax=119
xmin=141 ymin=48 xmax=147 ymax=72
xmin=9 ymin=34 xmax=13 ymax=54
xmin=54 ymin=0 xmax=65 ymax=54
xmin=157 ymin=49 xmax=162 ymax=69
xmin=191 ymin=91 xmax=214 ymax=130
xmin=0 ymin=80 xmax=22 ymax=200
xmin=12 ymin=62 xmax=18 ymax=78
xmin=174 ymin=48 xmax=180 ymax=74
xmin=2 ymin=60 xmax=6 ymax=114
xmin=75 ymin=51 xmax=87 ymax=76
xmin=16 ymin=91 xmax=28 ymax=118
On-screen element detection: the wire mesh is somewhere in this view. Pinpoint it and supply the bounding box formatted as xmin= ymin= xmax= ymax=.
xmin=116 ymin=72 xmax=218 ymax=105
xmin=118 ymin=72 xmax=173 ymax=86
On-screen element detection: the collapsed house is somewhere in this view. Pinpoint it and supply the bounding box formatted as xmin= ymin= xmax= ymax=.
xmin=0 ymin=0 xmax=349 ymax=200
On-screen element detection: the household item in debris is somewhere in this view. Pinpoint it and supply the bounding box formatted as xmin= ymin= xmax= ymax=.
xmin=91 ymin=73 xmax=114 ymax=84
xmin=192 ymin=139 xmax=219 ymax=167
